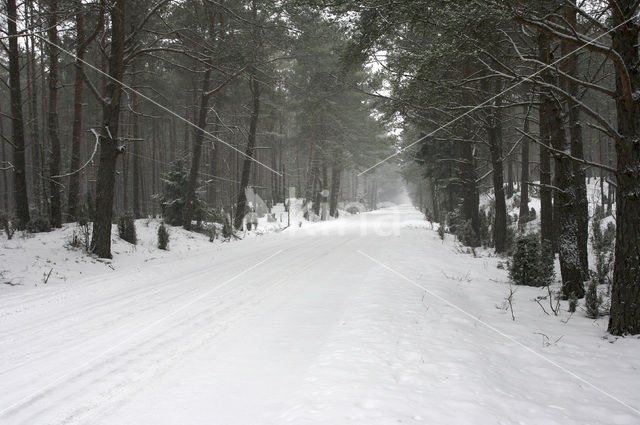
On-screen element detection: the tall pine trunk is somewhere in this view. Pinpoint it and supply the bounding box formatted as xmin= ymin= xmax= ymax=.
xmin=518 ymin=113 xmax=530 ymax=227
xmin=131 ymin=66 xmax=144 ymax=219
xmin=0 ymin=105 xmax=8 ymax=210
xmin=183 ymin=69 xmax=212 ymax=230
xmin=460 ymin=60 xmax=480 ymax=241
xmin=538 ymin=29 xmax=554 ymax=250
xmin=483 ymin=77 xmax=507 ymax=253
xmin=329 ymin=166 xmax=341 ymax=217
xmin=234 ymin=70 xmax=260 ymax=229
xmin=608 ymin=2 xmax=640 ymax=335
xmin=47 ymin=0 xmax=62 ymax=227
xmin=548 ymin=87 xmax=585 ymax=299
xmin=67 ymin=0 xmax=103 ymax=221
xmin=90 ymin=0 xmax=126 ymax=258
xmin=562 ymin=1 xmax=589 ymax=275
xmin=7 ymin=0 xmax=30 ymax=227
xmin=26 ymin=0 xmax=43 ymax=215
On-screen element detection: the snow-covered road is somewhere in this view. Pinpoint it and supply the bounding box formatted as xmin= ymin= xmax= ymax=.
xmin=1 ymin=206 xmax=639 ymax=425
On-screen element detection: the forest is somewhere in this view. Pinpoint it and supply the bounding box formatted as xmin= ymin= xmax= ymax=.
xmin=0 ymin=0 xmax=639 ymax=342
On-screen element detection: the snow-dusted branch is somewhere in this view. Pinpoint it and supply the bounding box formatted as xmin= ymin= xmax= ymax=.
xmin=50 ymin=129 xmax=100 ymax=179
xmin=0 ymin=161 xmax=14 ymax=171
xmin=515 ymin=128 xmax=617 ymax=174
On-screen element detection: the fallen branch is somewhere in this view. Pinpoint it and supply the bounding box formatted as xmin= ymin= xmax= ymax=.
xmin=44 ymin=268 xmax=53 ymax=284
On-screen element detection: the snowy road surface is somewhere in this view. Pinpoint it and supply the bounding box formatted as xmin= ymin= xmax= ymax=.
xmin=1 ymin=206 xmax=639 ymax=425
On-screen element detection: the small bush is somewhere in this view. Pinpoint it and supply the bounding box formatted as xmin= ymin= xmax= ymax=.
xmin=0 ymin=211 xmax=15 ymax=239
xmin=118 ymin=213 xmax=137 ymax=244
xmin=478 ymin=210 xmax=490 ymax=246
xmin=509 ymin=233 xmax=554 ymax=287
xmin=585 ymin=280 xmax=603 ymax=319
xmin=456 ymin=219 xmax=479 ymax=247
xmin=593 ymin=204 xmax=605 ymax=221
xmin=438 ymin=216 xmax=445 ymax=240
xmin=26 ymin=216 xmax=52 ymax=233
xmin=222 ymin=214 xmax=234 ymax=239
xmin=209 ymin=209 xmax=226 ymax=224
xmin=69 ymin=221 xmax=91 ymax=251
xmin=157 ymin=222 xmax=169 ymax=250
xmin=591 ymin=218 xmax=615 ymax=286
xmin=568 ymin=293 xmax=578 ymax=313
xmin=346 ymin=206 xmax=359 ymax=215
xmin=446 ymin=210 xmax=462 ymax=235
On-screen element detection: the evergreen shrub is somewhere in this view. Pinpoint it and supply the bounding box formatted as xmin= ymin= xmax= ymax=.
xmin=157 ymin=222 xmax=169 ymax=250
xmin=509 ymin=233 xmax=554 ymax=287
xmin=118 ymin=213 xmax=137 ymax=244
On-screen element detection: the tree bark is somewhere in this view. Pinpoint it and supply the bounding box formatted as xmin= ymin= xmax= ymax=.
xmin=329 ymin=166 xmax=341 ymax=217
xmin=506 ymin=157 xmax=514 ymax=199
xmin=47 ymin=0 xmax=62 ymax=227
xmin=233 ymin=70 xmax=260 ymax=229
xmin=0 ymin=105 xmax=8 ymax=210
xmin=608 ymin=2 xmax=640 ymax=335
xmin=131 ymin=65 xmax=144 ymax=219
xmin=561 ymin=0 xmax=589 ymax=276
xmin=461 ymin=136 xmax=480 ymax=244
xmin=537 ymin=29 xmax=554 ymax=250
xmin=26 ymin=0 xmax=43 ymax=216
xmin=90 ymin=0 xmax=126 ymax=258
xmin=483 ymin=77 xmax=507 ymax=253
xmin=7 ymin=0 xmax=30 ymax=227
xmin=68 ymin=0 xmax=103 ymax=221
xmin=460 ymin=60 xmax=480 ymax=241
xmin=549 ymin=91 xmax=585 ymax=299
xmin=183 ymin=68 xmax=212 ymax=230
xmin=518 ymin=114 xmax=530 ymax=227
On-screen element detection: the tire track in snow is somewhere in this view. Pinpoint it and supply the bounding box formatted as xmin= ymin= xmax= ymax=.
xmin=2 ymin=236 xmax=354 ymax=425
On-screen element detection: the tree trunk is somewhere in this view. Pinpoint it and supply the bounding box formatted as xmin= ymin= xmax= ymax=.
xmin=518 ymin=113 xmax=530 ymax=227
xmin=608 ymin=2 xmax=640 ymax=335
xmin=183 ymin=69 xmax=212 ymax=230
xmin=329 ymin=166 xmax=341 ymax=217
xmin=90 ymin=0 xmax=126 ymax=258
xmin=506 ymin=157 xmax=514 ymax=199
xmin=314 ymin=160 xmax=328 ymax=217
xmin=537 ymin=29 xmax=554 ymax=250
xmin=67 ymin=0 xmax=103 ymax=221
xmin=131 ymin=66 xmax=144 ymax=219
xmin=483 ymin=77 xmax=507 ymax=253
xmin=548 ymin=90 xmax=585 ymax=299
xmin=7 ymin=0 xmax=30 ymax=227
xmin=26 ymin=0 xmax=43 ymax=216
xmin=234 ymin=71 xmax=260 ymax=230
xmin=0 ymin=105 xmax=8 ymax=210
xmin=562 ymin=0 xmax=589 ymax=276
xmin=461 ymin=137 xmax=480 ymax=244
xmin=47 ymin=0 xmax=62 ymax=227
xmin=460 ymin=60 xmax=480 ymax=241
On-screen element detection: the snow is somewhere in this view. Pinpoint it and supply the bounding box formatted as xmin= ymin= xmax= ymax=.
xmin=1 ymin=206 xmax=639 ymax=425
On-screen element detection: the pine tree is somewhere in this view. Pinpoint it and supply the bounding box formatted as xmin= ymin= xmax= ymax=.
xmin=509 ymin=233 xmax=554 ymax=287
xmin=157 ymin=222 xmax=169 ymax=250
xmin=158 ymin=159 xmax=207 ymax=227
